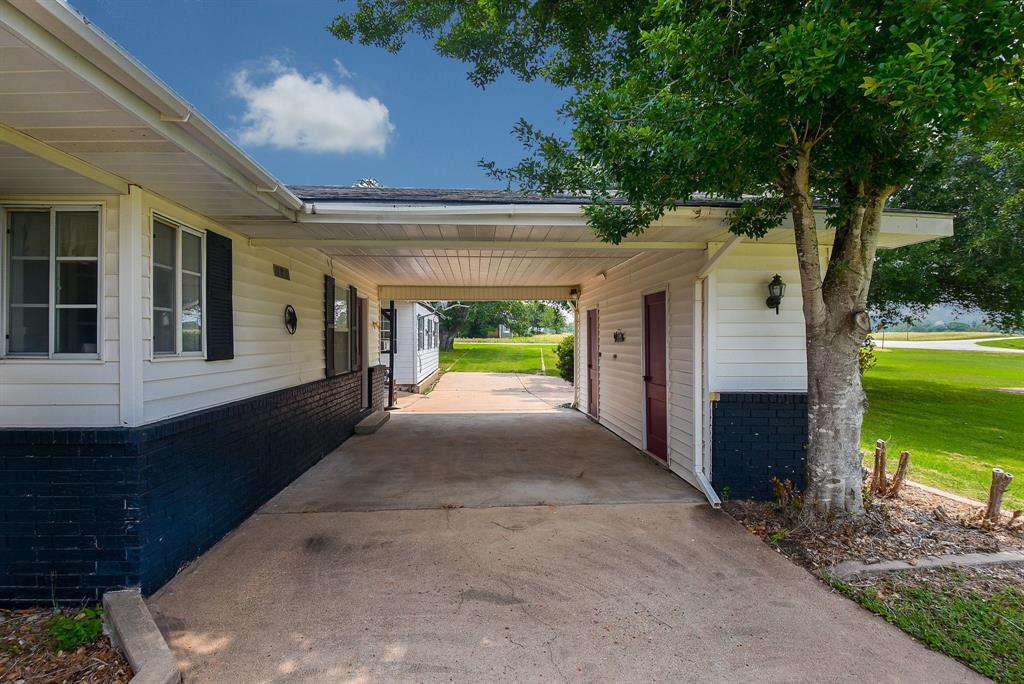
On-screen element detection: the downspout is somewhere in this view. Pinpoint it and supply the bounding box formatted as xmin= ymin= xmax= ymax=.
xmin=691 ymin=236 xmax=742 ymax=508
xmin=693 ymin=277 xmax=721 ymax=508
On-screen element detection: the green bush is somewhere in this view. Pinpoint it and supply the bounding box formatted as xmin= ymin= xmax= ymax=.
xmin=555 ymin=334 xmax=574 ymax=382
xmin=48 ymin=606 xmax=104 ymax=651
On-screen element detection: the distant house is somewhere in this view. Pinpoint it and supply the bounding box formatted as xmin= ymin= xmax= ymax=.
xmin=389 ymin=302 xmax=439 ymax=392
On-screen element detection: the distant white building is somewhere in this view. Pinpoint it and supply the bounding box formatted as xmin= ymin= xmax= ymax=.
xmin=389 ymin=302 xmax=440 ymax=392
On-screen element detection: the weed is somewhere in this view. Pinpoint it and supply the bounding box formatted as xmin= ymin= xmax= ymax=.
xmin=47 ymin=606 xmax=104 ymax=651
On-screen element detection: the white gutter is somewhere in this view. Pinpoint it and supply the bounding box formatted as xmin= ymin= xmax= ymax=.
xmin=7 ymin=0 xmax=303 ymax=217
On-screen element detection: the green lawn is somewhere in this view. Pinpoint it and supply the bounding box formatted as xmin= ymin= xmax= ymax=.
xmin=862 ymin=349 xmax=1024 ymax=509
xmin=456 ymin=333 xmax=570 ymax=344
xmin=440 ymin=342 xmax=562 ymax=376
xmin=827 ymin=571 xmax=1024 ymax=683
xmin=977 ymin=338 xmax=1024 ymax=350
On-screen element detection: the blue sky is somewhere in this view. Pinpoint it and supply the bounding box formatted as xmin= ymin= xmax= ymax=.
xmin=71 ymin=0 xmax=569 ymax=188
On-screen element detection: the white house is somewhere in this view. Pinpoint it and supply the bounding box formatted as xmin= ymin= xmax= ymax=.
xmin=0 ymin=0 xmax=952 ymax=606
xmin=389 ymin=301 xmax=440 ymax=392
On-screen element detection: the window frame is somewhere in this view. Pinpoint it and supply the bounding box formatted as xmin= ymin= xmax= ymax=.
xmin=0 ymin=203 xmax=103 ymax=360
xmin=150 ymin=213 xmax=207 ymax=360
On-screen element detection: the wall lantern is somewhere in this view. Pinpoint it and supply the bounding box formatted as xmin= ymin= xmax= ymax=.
xmin=284 ymin=305 xmax=298 ymax=335
xmin=765 ymin=274 xmax=786 ymax=314
xmin=613 ymin=329 xmax=626 ymax=343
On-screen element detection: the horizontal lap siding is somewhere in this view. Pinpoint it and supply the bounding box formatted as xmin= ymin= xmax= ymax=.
xmin=577 ymin=251 xmax=704 ymax=480
xmin=392 ymin=303 xmax=415 ymax=384
xmin=711 ymin=245 xmax=806 ymax=393
xmin=0 ymin=196 xmax=120 ymax=427
xmin=415 ymin=306 xmax=439 ymax=383
xmin=140 ymin=194 xmax=380 ymax=423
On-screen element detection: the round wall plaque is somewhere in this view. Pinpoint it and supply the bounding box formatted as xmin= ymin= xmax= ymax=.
xmin=284 ymin=304 xmax=298 ymax=335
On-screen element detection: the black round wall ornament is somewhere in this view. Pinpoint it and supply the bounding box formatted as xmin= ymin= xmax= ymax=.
xmin=284 ymin=305 xmax=298 ymax=335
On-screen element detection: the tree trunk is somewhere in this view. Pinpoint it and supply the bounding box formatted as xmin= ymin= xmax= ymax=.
xmin=440 ymin=330 xmax=458 ymax=352
xmin=780 ymin=148 xmax=895 ymax=520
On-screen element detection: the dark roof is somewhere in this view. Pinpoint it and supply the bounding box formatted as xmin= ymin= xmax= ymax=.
xmin=287 ymin=185 xmax=740 ymax=207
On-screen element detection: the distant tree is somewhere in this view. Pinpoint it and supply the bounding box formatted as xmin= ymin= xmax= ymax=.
xmin=335 ymin=1 xmax=1024 ymax=519
xmin=870 ymin=137 xmax=1024 ymax=331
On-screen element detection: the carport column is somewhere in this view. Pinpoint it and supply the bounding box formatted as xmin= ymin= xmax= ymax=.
xmin=387 ymin=299 xmax=396 ymax=408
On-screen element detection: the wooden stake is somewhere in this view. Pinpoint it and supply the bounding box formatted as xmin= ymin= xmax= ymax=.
xmin=887 ymin=451 xmax=911 ymax=498
xmin=872 ymin=439 xmax=888 ymax=496
xmin=985 ymin=468 xmax=1014 ymax=523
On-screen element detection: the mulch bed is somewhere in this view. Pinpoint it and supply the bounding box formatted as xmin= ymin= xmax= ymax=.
xmin=0 ymin=608 xmax=132 ymax=684
xmin=723 ymin=483 xmax=1024 ymax=574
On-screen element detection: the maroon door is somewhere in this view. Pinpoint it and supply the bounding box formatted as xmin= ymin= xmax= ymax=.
xmin=586 ymin=308 xmax=599 ymax=417
xmin=644 ymin=292 xmax=668 ymax=460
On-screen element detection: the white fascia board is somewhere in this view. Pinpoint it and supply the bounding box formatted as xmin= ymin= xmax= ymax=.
xmin=4 ymin=0 xmax=302 ymax=217
xmin=301 ymin=202 xmax=732 ymax=228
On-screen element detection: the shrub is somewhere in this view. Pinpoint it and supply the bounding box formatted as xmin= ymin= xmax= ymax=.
xmin=859 ymin=335 xmax=877 ymax=375
xmin=47 ymin=606 xmax=104 ymax=651
xmin=555 ymin=334 xmax=574 ymax=382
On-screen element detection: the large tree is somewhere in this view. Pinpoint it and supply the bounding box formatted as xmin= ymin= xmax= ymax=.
xmin=335 ymin=1 xmax=1024 ymax=517
xmin=870 ymin=135 xmax=1024 ymax=331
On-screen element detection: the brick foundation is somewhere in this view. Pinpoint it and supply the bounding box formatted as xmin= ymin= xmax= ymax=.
xmin=711 ymin=393 xmax=808 ymax=500
xmin=0 ymin=368 xmax=379 ymax=606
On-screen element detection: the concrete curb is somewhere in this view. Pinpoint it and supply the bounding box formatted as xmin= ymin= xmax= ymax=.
xmin=103 ymin=589 xmax=181 ymax=684
xmin=831 ymin=549 xmax=1024 ymax=580
xmin=905 ymin=479 xmax=987 ymax=508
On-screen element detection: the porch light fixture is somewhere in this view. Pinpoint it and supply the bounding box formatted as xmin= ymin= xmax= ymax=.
xmin=766 ymin=274 xmax=786 ymax=314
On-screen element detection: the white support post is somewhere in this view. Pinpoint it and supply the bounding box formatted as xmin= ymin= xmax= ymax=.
xmin=117 ymin=186 xmax=144 ymax=427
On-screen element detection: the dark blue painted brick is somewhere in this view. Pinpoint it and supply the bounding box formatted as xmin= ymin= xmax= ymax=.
xmin=711 ymin=392 xmax=808 ymax=501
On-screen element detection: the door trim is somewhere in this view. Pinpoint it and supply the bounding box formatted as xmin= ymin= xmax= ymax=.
xmin=586 ymin=307 xmax=599 ymax=419
xmin=641 ymin=286 xmax=670 ymax=460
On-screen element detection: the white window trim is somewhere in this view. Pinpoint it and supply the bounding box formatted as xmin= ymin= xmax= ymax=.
xmin=150 ymin=213 xmax=206 ymax=360
xmin=0 ymin=203 xmax=104 ymax=360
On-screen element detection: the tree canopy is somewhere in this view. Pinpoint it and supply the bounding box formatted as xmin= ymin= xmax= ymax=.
xmin=871 ymin=136 xmax=1024 ymax=331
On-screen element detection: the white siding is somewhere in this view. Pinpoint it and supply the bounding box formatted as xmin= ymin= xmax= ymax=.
xmin=139 ymin=192 xmax=380 ymax=423
xmin=576 ymin=251 xmax=705 ymax=484
xmin=709 ymin=244 xmax=807 ymax=392
xmin=392 ymin=302 xmax=439 ymax=385
xmin=0 ymin=195 xmax=121 ymax=427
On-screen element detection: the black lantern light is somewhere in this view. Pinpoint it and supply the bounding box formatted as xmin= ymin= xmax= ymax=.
xmin=765 ymin=274 xmax=786 ymax=314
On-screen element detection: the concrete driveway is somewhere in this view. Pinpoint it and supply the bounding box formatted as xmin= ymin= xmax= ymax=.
xmin=877 ymin=335 xmax=1024 ymax=353
xmin=149 ymin=393 xmax=979 ymax=682
xmin=397 ymin=371 xmax=574 ymax=412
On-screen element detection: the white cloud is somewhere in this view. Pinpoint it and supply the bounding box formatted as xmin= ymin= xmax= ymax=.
xmin=231 ymin=60 xmax=393 ymax=155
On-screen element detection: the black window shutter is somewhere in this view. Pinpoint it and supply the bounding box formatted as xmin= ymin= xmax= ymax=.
xmin=324 ymin=275 xmax=336 ymax=377
xmin=348 ymin=285 xmax=358 ymax=372
xmin=205 ymin=230 xmax=234 ymax=361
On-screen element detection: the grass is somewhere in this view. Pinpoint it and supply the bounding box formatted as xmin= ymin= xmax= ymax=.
xmin=826 ymin=571 xmax=1024 ymax=682
xmin=862 ymin=349 xmax=1024 ymax=509
xmin=456 ymin=333 xmax=570 ymax=344
xmin=440 ymin=342 xmax=562 ymax=376
xmin=978 ymin=338 xmax=1024 ymax=350
xmin=876 ymin=331 xmax=1009 ymax=341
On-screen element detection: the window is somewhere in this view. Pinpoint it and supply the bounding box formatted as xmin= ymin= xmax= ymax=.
xmin=417 ymin=315 xmax=425 ymax=351
xmin=380 ymin=307 xmax=393 ymax=353
xmin=3 ymin=206 xmax=100 ymax=357
xmin=152 ymin=216 xmax=204 ymax=356
xmin=325 ymin=277 xmax=358 ymax=376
